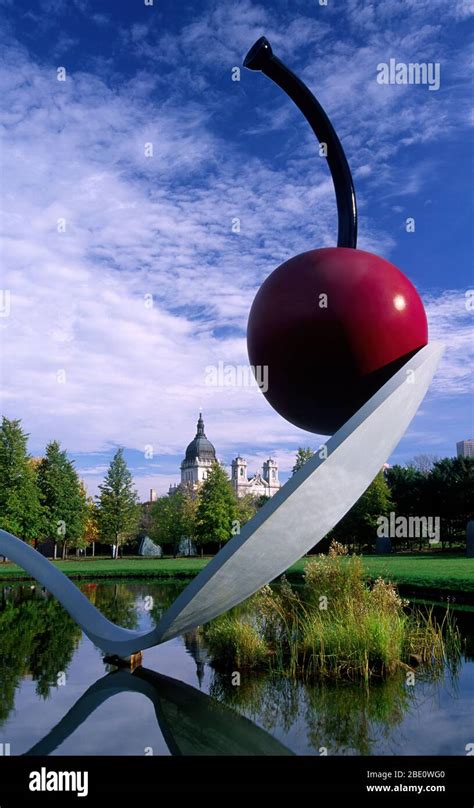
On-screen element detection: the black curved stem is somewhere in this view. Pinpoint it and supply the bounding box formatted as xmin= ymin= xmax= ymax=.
xmin=243 ymin=36 xmax=357 ymax=249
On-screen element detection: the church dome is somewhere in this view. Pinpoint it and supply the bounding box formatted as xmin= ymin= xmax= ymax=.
xmin=183 ymin=414 xmax=216 ymax=464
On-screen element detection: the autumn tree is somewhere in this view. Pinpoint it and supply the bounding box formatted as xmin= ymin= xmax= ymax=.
xmin=81 ymin=495 xmax=100 ymax=556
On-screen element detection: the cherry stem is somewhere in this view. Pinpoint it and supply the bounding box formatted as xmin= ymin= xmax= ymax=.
xmin=243 ymin=36 xmax=358 ymax=250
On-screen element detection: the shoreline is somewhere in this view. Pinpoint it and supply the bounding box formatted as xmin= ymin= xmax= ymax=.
xmin=0 ymin=554 xmax=472 ymax=603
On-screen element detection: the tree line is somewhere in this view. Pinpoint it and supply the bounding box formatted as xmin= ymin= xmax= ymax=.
xmin=0 ymin=417 xmax=261 ymax=559
xmin=0 ymin=418 xmax=138 ymax=558
xmin=293 ymin=447 xmax=474 ymax=551
xmin=1 ymin=417 xmax=472 ymax=559
xmin=146 ymin=463 xmax=261 ymax=557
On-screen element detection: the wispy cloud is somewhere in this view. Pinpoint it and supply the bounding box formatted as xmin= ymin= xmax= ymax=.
xmin=0 ymin=0 xmax=472 ymax=498
xmin=425 ymin=290 xmax=474 ymax=395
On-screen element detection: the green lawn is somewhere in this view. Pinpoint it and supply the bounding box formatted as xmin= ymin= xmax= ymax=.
xmin=0 ymin=552 xmax=472 ymax=596
xmin=288 ymin=553 xmax=474 ymax=595
xmin=0 ymin=555 xmax=210 ymax=580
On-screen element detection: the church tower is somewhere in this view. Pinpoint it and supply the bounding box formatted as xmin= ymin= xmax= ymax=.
xmin=263 ymin=457 xmax=280 ymax=495
xmin=231 ymin=456 xmax=248 ymax=496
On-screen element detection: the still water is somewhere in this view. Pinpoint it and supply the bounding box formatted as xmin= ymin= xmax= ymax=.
xmin=0 ymin=581 xmax=472 ymax=756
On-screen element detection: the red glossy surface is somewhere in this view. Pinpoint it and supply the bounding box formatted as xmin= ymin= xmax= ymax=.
xmin=247 ymin=247 xmax=428 ymax=435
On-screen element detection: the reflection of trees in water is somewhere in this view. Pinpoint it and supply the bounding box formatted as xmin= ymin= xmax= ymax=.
xmin=1 ymin=581 xmax=469 ymax=752
xmin=0 ymin=585 xmax=81 ymax=724
xmin=303 ymin=677 xmax=412 ymax=755
xmin=0 ymin=580 xmax=186 ymax=726
xmin=79 ymin=581 xmax=184 ymax=632
xmin=210 ymin=674 xmax=303 ymax=737
xmin=148 ymin=582 xmax=186 ymax=626
xmin=85 ymin=583 xmax=138 ymax=630
xmin=209 ymin=671 xmax=421 ymax=755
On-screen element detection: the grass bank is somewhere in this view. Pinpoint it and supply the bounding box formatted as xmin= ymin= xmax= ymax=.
xmin=0 ymin=555 xmax=210 ymax=580
xmin=288 ymin=553 xmax=474 ymax=597
xmin=0 ymin=551 xmax=472 ymax=598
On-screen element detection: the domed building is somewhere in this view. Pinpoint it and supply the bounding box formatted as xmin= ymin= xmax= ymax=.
xmin=168 ymin=413 xmax=280 ymax=499
xmin=169 ymin=413 xmax=216 ymax=493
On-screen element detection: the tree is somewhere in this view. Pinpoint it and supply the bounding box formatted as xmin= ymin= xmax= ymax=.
xmin=181 ymin=483 xmax=199 ymax=551
xmin=81 ymin=495 xmax=100 ymax=556
xmin=0 ymin=417 xmax=43 ymax=545
xmin=235 ymin=493 xmax=258 ymax=528
xmin=195 ymin=462 xmax=237 ymax=555
xmin=137 ymin=500 xmax=154 ymax=541
xmin=292 ymin=447 xmax=314 ymax=475
xmin=426 ymin=457 xmax=474 ymax=547
xmin=386 ymin=465 xmax=426 ymax=513
xmin=385 ymin=464 xmax=427 ymax=550
xmin=409 ymin=454 xmax=438 ymax=475
xmin=97 ymin=449 xmax=140 ymax=558
xmin=332 ymin=471 xmax=393 ymax=552
xmin=37 ymin=441 xmax=87 ymax=559
xmin=150 ymin=488 xmax=197 ymax=557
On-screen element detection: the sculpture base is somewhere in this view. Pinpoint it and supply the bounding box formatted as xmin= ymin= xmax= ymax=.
xmin=104 ymin=652 xmax=143 ymax=671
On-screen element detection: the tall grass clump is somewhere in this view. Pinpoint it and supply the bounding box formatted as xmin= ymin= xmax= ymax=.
xmin=204 ymin=614 xmax=269 ymax=669
xmin=203 ymin=542 xmax=461 ymax=681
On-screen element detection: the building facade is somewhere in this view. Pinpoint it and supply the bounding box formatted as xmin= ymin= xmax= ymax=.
xmin=456 ymin=440 xmax=474 ymax=458
xmin=231 ymin=456 xmax=280 ymax=499
xmin=168 ymin=413 xmax=280 ymax=499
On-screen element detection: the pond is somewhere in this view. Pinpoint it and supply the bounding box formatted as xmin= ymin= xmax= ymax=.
xmin=0 ymin=580 xmax=472 ymax=756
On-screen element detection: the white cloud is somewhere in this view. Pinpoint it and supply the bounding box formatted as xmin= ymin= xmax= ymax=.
xmin=424 ymin=290 xmax=474 ymax=395
xmin=345 ymin=0 xmax=473 ymax=26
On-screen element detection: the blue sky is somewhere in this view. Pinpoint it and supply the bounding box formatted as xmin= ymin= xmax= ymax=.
xmin=1 ymin=0 xmax=473 ymax=499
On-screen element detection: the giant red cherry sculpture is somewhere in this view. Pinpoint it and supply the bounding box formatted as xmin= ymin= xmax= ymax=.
xmin=244 ymin=38 xmax=428 ymax=435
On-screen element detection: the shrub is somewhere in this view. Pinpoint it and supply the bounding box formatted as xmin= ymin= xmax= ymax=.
xmin=203 ymin=541 xmax=461 ymax=682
